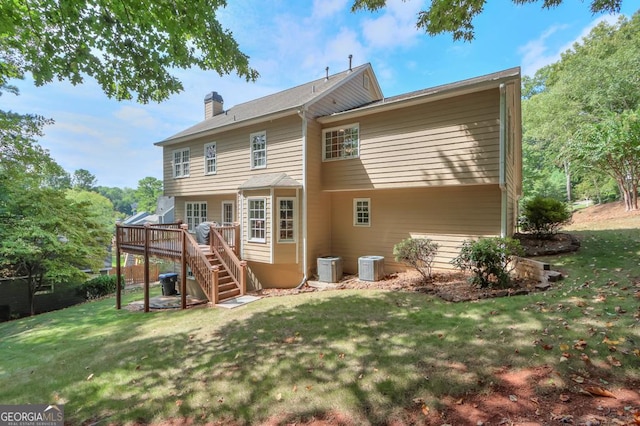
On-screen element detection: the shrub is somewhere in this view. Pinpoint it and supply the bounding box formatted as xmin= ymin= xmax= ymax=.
xmin=393 ymin=237 xmax=439 ymax=282
xmin=450 ymin=237 xmax=523 ymax=288
xmin=77 ymin=274 xmax=124 ymax=299
xmin=520 ymin=196 xmax=571 ymax=238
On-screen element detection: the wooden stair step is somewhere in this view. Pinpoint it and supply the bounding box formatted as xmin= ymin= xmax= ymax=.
xmin=218 ymin=288 xmax=241 ymax=301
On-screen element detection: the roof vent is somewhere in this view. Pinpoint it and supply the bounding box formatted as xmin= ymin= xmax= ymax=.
xmin=204 ymin=91 xmax=224 ymax=119
xmin=348 ymin=54 xmax=353 ymax=72
xmin=325 ymin=66 xmax=329 ymax=81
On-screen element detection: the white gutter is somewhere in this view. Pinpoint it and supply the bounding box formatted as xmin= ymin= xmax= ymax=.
xmin=296 ymin=109 xmax=308 ymax=288
xmin=499 ymin=83 xmax=508 ymax=237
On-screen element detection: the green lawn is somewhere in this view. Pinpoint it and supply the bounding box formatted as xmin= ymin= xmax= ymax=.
xmin=1 ymin=224 xmax=639 ymax=425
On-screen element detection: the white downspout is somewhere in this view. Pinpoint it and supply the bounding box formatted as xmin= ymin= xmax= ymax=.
xmin=296 ymin=108 xmax=308 ymax=288
xmin=499 ymin=83 xmax=508 ymax=237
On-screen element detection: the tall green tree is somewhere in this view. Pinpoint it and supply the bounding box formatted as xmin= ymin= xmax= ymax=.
xmin=134 ymin=177 xmax=163 ymax=213
xmin=96 ymin=186 xmax=135 ymax=216
xmin=569 ymin=109 xmax=640 ymax=210
xmin=522 ymin=13 xmax=640 ymax=207
xmin=351 ymin=0 xmax=624 ymax=42
xmin=71 ymin=169 xmax=98 ymax=191
xmin=1 ymin=0 xmax=258 ymax=103
xmin=0 ymin=187 xmax=112 ymax=315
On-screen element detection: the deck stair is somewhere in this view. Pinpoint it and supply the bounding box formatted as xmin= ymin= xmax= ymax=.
xmin=115 ymin=223 xmax=246 ymax=308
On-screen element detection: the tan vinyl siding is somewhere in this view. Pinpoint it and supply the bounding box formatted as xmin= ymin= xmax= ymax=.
xmin=503 ymin=81 xmax=522 ymax=236
xmin=163 ymin=115 xmax=303 ymax=197
xmin=246 ymin=262 xmax=302 ymax=289
xmin=322 ymin=90 xmax=500 ymax=191
xmin=308 ymin=69 xmax=379 ymax=118
xmin=305 ymin=119 xmax=332 ymax=275
xmin=242 ymin=190 xmax=271 ymax=263
xmin=328 ymin=185 xmax=501 ymax=274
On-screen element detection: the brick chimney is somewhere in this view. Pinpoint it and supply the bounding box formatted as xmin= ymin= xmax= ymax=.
xmin=204 ymin=91 xmax=224 ymax=119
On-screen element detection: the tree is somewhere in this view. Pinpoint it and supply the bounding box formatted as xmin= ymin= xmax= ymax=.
xmin=570 ymin=109 xmax=640 ymax=210
xmin=72 ymin=169 xmax=98 ymax=191
xmin=351 ymin=0 xmax=623 ymax=42
xmin=134 ymin=177 xmax=163 ymax=213
xmin=523 ymin=13 xmax=640 ymax=207
xmin=1 ymin=0 xmax=258 ymax=103
xmin=0 ymin=187 xmax=112 ymax=315
xmin=66 ymin=189 xmax=120 ymax=232
xmin=96 ymin=186 xmax=135 ymax=216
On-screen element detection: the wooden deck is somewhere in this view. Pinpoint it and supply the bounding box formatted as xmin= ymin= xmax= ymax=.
xmin=115 ymin=222 xmax=246 ymax=312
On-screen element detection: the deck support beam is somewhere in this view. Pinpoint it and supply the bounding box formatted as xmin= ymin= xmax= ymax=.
xmin=115 ymin=224 xmax=122 ymax=309
xmin=143 ymin=224 xmax=150 ymax=313
xmin=180 ymin=224 xmax=188 ymax=309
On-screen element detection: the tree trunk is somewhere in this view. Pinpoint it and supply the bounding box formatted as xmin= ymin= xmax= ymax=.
xmin=28 ymin=274 xmax=35 ymax=317
xmin=564 ymin=161 xmax=572 ymax=203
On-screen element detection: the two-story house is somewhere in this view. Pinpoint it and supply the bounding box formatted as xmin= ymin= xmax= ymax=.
xmin=155 ymin=62 xmax=522 ymax=291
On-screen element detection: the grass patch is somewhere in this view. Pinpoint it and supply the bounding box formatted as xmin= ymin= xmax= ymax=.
xmin=1 ymin=228 xmax=639 ymax=424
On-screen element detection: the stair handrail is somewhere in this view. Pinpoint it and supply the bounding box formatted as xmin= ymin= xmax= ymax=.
xmin=210 ymin=225 xmax=247 ymax=295
xmin=183 ymin=229 xmax=218 ymax=301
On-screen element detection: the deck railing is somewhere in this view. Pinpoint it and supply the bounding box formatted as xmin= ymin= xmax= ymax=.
xmin=210 ymin=226 xmax=247 ymax=294
xmin=116 ymin=222 xmax=241 ymax=305
xmin=183 ymin=230 xmax=219 ymax=302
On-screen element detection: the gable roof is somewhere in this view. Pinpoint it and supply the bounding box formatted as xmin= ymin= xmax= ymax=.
xmin=157 ymin=63 xmax=381 ymax=146
xmin=238 ymin=172 xmax=302 ymax=190
xmin=318 ymin=67 xmax=521 ymax=124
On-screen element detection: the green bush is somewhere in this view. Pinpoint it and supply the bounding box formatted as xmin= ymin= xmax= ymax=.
xmin=450 ymin=237 xmax=523 ymax=288
xmin=77 ymin=274 xmax=124 ymax=299
xmin=520 ymin=196 xmax=572 ymax=238
xmin=393 ymin=237 xmax=439 ymax=282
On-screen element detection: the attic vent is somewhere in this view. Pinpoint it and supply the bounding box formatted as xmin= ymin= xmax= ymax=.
xmin=363 ymin=74 xmax=370 ymax=90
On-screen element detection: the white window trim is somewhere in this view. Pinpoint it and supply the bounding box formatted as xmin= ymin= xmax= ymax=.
xmin=204 ymin=142 xmax=217 ymax=175
xmin=277 ymin=197 xmax=296 ymax=243
xmin=185 ymin=201 xmax=207 ymax=232
xmin=222 ymin=201 xmax=235 ymax=226
xmin=250 ymin=131 xmax=267 ymax=170
xmin=353 ymin=198 xmax=371 ymax=227
xmin=322 ymin=123 xmax=360 ymax=162
xmin=247 ymin=197 xmax=266 ymax=243
xmin=172 ymin=148 xmax=190 ymax=178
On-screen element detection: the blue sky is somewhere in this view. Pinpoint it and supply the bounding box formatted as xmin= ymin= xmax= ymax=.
xmin=8 ymin=0 xmax=638 ymax=188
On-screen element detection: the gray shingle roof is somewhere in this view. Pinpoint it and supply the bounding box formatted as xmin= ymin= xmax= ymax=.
xmin=238 ymin=173 xmax=302 ymax=190
xmin=158 ymin=63 xmax=372 ymax=145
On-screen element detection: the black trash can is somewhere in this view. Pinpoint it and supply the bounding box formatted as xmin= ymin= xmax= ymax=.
xmin=159 ymin=273 xmax=179 ymax=296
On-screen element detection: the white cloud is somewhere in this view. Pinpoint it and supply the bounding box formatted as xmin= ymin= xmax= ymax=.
xmin=113 ymin=106 xmax=159 ymax=129
xmin=312 ymin=0 xmax=350 ymax=19
xmin=361 ymin=0 xmax=421 ymax=49
xmin=519 ymin=14 xmax=620 ymax=76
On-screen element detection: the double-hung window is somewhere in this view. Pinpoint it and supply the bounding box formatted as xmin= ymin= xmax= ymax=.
xmin=185 ymin=202 xmax=207 ymax=231
xmin=204 ymin=142 xmax=217 ymax=175
xmin=248 ymin=198 xmax=266 ymax=242
xmin=353 ymin=198 xmax=371 ymax=227
xmin=277 ymin=198 xmax=295 ymax=243
xmin=323 ymin=124 xmax=359 ymax=160
xmin=250 ymin=131 xmax=267 ymax=169
xmin=173 ymin=148 xmax=190 ymax=178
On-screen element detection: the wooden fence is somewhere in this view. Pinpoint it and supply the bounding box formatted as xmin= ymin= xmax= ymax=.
xmin=108 ymin=263 xmax=161 ymax=285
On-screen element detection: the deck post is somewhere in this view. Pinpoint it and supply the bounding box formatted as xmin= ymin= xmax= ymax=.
xmin=233 ymin=222 xmax=241 ymax=256
xmin=143 ymin=223 xmax=150 ymax=313
xmin=180 ymin=224 xmax=188 ymax=309
xmin=115 ymin=224 xmax=122 ymax=309
xmin=240 ymin=260 xmax=247 ymax=296
xmin=211 ymin=266 xmax=219 ymax=305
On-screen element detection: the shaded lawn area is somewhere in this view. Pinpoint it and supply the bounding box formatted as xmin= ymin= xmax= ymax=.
xmin=0 ymin=228 xmax=639 ymax=425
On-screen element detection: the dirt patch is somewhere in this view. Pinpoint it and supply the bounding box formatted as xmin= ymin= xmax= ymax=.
xmin=256 ymin=270 xmax=546 ymax=303
xmin=515 ymin=232 xmax=581 ymax=257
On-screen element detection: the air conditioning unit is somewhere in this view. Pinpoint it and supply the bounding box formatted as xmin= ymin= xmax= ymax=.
xmin=317 ymin=256 xmax=343 ymax=283
xmin=358 ymin=256 xmax=385 ymax=281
